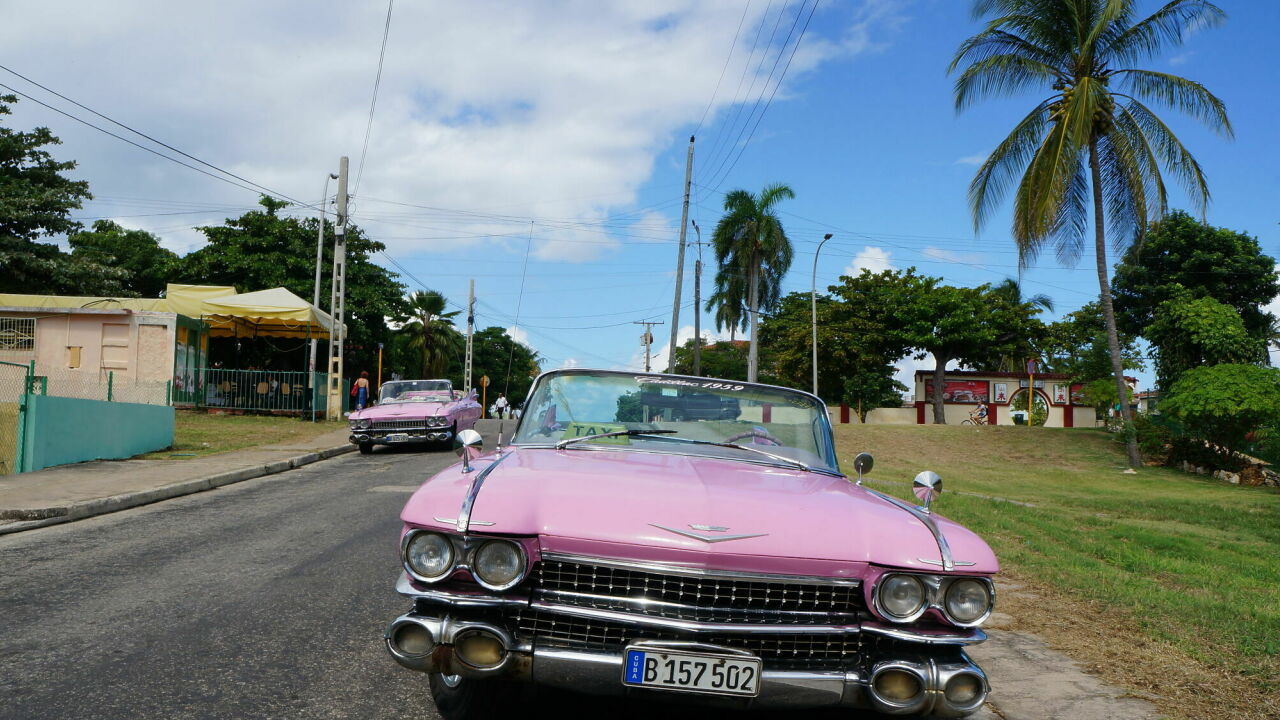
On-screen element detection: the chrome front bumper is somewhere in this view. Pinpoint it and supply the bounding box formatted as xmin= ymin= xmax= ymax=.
xmin=350 ymin=430 xmax=453 ymax=445
xmin=386 ymin=577 xmax=991 ymax=717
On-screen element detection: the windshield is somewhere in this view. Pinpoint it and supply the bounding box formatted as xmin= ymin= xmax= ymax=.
xmin=380 ymin=380 xmax=454 ymax=403
xmin=512 ymin=371 xmax=838 ymax=473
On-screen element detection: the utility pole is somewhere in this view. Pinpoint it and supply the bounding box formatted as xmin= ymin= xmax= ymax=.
xmin=635 ymin=320 xmax=663 ymax=373
xmin=325 ymin=156 xmax=349 ymax=420
xmin=691 ymin=220 xmax=703 ymax=376
xmin=309 ymin=170 xmax=337 ymax=421
xmin=667 ymin=136 xmax=694 ymax=372
xmin=812 ymin=233 xmax=834 ymax=397
xmin=464 ymin=279 xmax=475 ymax=393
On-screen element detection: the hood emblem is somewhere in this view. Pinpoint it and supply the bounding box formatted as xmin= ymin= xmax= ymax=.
xmin=650 ymin=523 xmax=767 ymax=543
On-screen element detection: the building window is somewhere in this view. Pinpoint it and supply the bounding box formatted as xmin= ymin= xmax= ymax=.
xmin=0 ymin=317 xmax=36 ymax=351
xmin=68 ymin=346 xmax=82 ymax=368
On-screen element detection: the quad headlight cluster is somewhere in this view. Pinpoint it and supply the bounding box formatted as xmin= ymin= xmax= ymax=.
xmin=401 ymin=529 xmax=528 ymax=591
xmin=873 ymin=573 xmax=995 ymax=627
xmin=350 ymin=418 xmax=372 ymax=430
xmin=426 ymin=416 xmax=450 ymax=428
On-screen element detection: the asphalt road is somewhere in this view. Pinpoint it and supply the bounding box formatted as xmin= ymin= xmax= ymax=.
xmin=2 ymin=429 xmax=996 ymax=720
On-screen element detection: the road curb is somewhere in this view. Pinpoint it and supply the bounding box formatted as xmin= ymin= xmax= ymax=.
xmin=0 ymin=443 xmax=356 ymax=536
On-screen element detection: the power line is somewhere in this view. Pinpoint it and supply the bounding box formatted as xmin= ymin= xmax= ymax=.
xmin=692 ymin=0 xmax=753 ymax=138
xmin=0 ymin=66 xmax=317 ymax=209
xmin=702 ymin=0 xmax=820 ymax=195
xmin=352 ymin=0 xmax=396 ymax=198
xmin=699 ymin=0 xmax=778 ymax=177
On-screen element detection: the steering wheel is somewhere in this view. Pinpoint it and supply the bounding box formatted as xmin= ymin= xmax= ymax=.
xmin=723 ymin=430 xmax=783 ymax=446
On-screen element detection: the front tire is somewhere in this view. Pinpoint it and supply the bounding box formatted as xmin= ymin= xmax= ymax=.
xmin=358 ymin=442 xmax=374 ymax=454
xmin=428 ymin=673 xmax=519 ymax=720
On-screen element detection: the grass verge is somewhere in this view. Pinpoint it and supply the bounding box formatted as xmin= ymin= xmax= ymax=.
xmin=834 ymin=424 xmax=1280 ymax=720
xmin=140 ymin=410 xmax=343 ymax=459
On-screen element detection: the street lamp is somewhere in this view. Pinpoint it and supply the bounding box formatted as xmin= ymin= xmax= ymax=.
xmin=811 ymin=233 xmax=834 ymax=397
xmin=309 ymin=171 xmax=338 ymax=421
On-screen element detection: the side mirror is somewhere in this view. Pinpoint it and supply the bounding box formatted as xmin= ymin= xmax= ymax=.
xmin=853 ymin=452 xmax=874 ymax=485
xmin=913 ymin=471 xmax=942 ymax=513
xmin=455 ymin=429 xmax=483 ymax=473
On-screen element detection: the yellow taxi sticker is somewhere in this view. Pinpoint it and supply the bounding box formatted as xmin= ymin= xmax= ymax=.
xmin=562 ymin=422 xmax=631 ymax=444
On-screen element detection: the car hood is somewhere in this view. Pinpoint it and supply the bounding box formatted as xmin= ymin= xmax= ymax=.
xmin=354 ymin=402 xmax=449 ymax=419
xmin=401 ymin=447 xmax=998 ymax=575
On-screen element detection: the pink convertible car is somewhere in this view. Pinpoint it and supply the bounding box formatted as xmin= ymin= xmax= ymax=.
xmin=385 ymin=369 xmax=997 ymax=718
xmin=348 ymin=379 xmax=481 ymax=454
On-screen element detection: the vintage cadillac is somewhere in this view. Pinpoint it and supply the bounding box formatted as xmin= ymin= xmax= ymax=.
xmin=348 ymin=379 xmax=482 ymax=454
xmin=384 ymin=369 xmax=998 ymax=717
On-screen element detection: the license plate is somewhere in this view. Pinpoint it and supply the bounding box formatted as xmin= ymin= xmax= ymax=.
xmin=387 ymin=433 xmax=410 ymax=442
xmin=622 ymin=647 xmax=761 ymax=697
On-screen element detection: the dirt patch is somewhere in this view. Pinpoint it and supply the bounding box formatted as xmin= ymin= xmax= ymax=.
xmin=996 ymin=572 xmax=1280 ymax=720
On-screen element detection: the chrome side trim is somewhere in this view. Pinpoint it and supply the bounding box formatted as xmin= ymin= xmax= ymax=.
xmin=863 ymin=487 xmax=957 ymax=571
xmin=395 ymin=572 xmax=530 ymax=607
xmin=433 ymin=516 xmax=495 ymax=527
xmin=456 ymin=452 xmax=512 ymax=533
xmin=539 ymin=551 xmax=862 ymax=587
xmin=860 ymin=623 xmax=987 ymax=646
xmin=530 ymin=600 xmax=862 ymax=635
xmin=918 ymin=558 xmax=976 ymax=567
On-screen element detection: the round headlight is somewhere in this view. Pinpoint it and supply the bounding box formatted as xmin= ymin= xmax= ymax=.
xmin=358 ymin=418 xmax=372 ymax=429
xmin=472 ymin=540 xmax=525 ymax=589
xmin=944 ymin=578 xmax=992 ymax=624
xmin=405 ymin=532 xmax=454 ymax=581
xmin=878 ymin=574 xmax=927 ymax=620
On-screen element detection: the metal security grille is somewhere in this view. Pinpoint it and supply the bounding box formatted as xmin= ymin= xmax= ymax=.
xmin=533 ymin=560 xmax=865 ymax=624
xmin=513 ymin=609 xmax=863 ymax=670
xmin=0 ymin=318 xmax=35 ymax=351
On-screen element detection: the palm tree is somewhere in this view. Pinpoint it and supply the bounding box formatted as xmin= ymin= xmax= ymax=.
xmin=993 ymin=277 xmax=1054 ymax=312
xmin=951 ymin=0 xmax=1231 ymax=469
xmin=401 ymin=290 xmax=460 ymax=378
xmin=706 ymin=281 xmax=747 ymax=342
xmin=709 ymin=183 xmax=795 ymax=382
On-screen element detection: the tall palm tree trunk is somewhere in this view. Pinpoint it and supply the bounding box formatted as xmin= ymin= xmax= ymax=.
xmin=1090 ymin=139 xmax=1142 ymax=469
xmin=747 ymin=255 xmax=760 ymax=383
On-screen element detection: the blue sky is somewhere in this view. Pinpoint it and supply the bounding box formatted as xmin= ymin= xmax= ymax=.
xmin=4 ymin=0 xmax=1277 ymax=390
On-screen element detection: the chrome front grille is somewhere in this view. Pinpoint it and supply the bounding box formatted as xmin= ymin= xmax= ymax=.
xmin=370 ymin=419 xmax=427 ymax=430
xmin=533 ymin=559 xmax=865 ymax=624
xmin=513 ymin=609 xmax=862 ymax=670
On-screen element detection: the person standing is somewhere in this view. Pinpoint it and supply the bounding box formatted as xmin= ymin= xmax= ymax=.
xmin=495 ymin=393 xmax=509 ymax=419
xmin=353 ymin=371 xmax=371 ymax=410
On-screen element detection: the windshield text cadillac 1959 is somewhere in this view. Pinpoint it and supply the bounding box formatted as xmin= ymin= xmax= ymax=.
xmin=384 ymin=369 xmax=998 ymax=718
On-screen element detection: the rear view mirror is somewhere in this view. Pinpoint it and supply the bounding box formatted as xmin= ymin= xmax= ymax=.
xmin=913 ymin=471 xmax=942 ymax=513
xmin=455 ymin=429 xmax=483 ymax=473
xmin=853 ymin=452 xmax=873 ymax=485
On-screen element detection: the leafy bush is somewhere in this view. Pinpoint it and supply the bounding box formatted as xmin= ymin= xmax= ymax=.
xmin=1162 ymin=364 xmax=1280 ymax=467
xmin=1132 ymin=413 xmax=1173 ymax=463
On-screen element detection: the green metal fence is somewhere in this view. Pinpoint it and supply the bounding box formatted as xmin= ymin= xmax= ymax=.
xmin=182 ymin=369 xmax=331 ymax=415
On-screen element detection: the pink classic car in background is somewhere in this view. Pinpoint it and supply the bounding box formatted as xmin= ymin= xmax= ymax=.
xmin=348 ymin=379 xmax=481 ymax=454
xmin=384 ymin=369 xmax=998 ymax=718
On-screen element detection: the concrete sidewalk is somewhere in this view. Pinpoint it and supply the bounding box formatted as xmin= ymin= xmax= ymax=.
xmin=0 ymin=428 xmax=355 ymax=535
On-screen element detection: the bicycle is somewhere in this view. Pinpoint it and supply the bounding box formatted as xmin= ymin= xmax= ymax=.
xmin=961 ymin=407 xmax=989 ymax=426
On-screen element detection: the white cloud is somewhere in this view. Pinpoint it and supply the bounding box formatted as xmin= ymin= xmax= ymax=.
xmin=1 ymin=1 xmax=902 ymax=264
xmin=843 ymin=246 xmax=894 ymax=276
xmin=505 ymin=325 xmax=532 ymax=349
xmin=954 ymin=154 xmax=987 ymax=166
xmin=1169 ymin=51 xmax=1195 ymax=66
xmin=560 ymin=357 xmax=580 ymax=369
xmin=632 ymin=323 xmax=733 ymax=374
xmin=920 ymin=246 xmax=985 ymax=265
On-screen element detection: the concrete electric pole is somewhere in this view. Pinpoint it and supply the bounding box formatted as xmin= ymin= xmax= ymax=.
xmin=635 ymin=320 xmax=663 ymax=373
xmin=309 ymin=170 xmax=337 ymax=421
xmin=464 ymin=279 xmax=475 ymax=393
xmin=691 ymin=219 xmax=703 ymax=377
xmin=325 ymin=156 xmax=349 ymax=420
xmin=667 ymin=136 xmax=694 ymax=372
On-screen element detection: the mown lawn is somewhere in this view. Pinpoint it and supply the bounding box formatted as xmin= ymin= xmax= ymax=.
xmin=834 ymin=424 xmax=1280 ymax=719
xmin=139 ymin=410 xmax=342 ymax=459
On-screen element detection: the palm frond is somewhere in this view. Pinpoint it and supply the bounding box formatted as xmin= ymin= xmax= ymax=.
xmin=953 ymin=53 xmax=1062 ymax=111
xmin=1117 ymin=96 xmax=1211 ymax=214
xmin=969 ymin=98 xmax=1054 ymax=232
xmin=1105 ymin=0 xmax=1226 ymax=64
xmin=1116 ymin=69 xmax=1232 ymax=136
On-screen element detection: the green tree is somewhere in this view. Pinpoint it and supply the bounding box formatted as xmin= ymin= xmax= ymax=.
xmin=446 ymin=326 xmax=541 ymax=405
xmin=1111 ymin=210 xmax=1278 ymax=345
xmin=400 ymin=290 xmax=461 ymax=378
xmin=669 ymin=339 xmax=749 ymax=381
xmin=1145 ymin=295 xmax=1263 ymax=390
xmin=708 ymin=183 xmax=795 ymax=383
xmin=0 ymin=94 xmax=126 ymax=295
xmin=177 ymin=196 xmax=407 ymax=375
xmin=843 ymin=367 xmax=908 ymax=423
xmin=952 ymin=0 xmax=1233 ymax=468
xmin=991 ymin=277 xmax=1053 ymax=312
xmin=1038 ymin=301 xmax=1143 ymax=381
xmin=1162 ymin=364 xmax=1280 ymax=462
xmin=68 ymin=220 xmax=179 ymax=297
